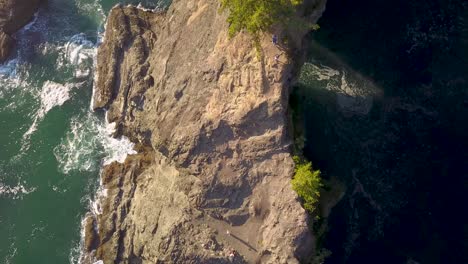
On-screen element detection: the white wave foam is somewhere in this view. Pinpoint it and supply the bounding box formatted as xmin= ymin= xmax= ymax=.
xmin=90 ymin=7 xmax=108 ymax=110
xmin=76 ymin=0 xmax=106 ymax=26
xmin=302 ymin=63 xmax=340 ymax=81
xmin=39 ymin=81 xmax=73 ymax=114
xmin=20 ymin=11 xmax=40 ymax=32
xmin=32 ymin=33 xmax=96 ymax=80
xmin=64 ymin=115 xmax=134 ymax=263
xmin=0 ymin=61 xmax=32 ymax=113
xmin=67 ymin=113 xmax=136 ymax=261
xmin=73 ymin=172 xmax=109 ymax=264
xmin=71 ymin=213 xmax=104 ymax=264
xmin=66 ymin=38 xmax=94 ymax=66
xmin=55 ymin=34 xmax=97 ymax=79
xmin=134 ymin=3 xmax=166 ymax=13
xmin=54 ymin=113 xmax=100 ymax=174
xmin=0 ymin=59 xmax=18 ymax=77
xmin=0 ymin=60 xmax=32 ymax=99
xmin=73 ymin=176 xmax=107 ymax=264
xmin=299 ymin=62 xmax=380 ymax=115
xmin=3 ymin=242 xmax=17 ymax=264
xmin=54 ymin=112 xmax=136 ymax=174
xmin=70 ymin=215 xmax=87 ymax=264
xmin=0 ymin=182 xmax=36 ymax=199
xmin=100 ymin=121 xmax=137 ymax=165
xmin=90 ymin=30 xmax=104 ymax=111
xmin=23 ymin=81 xmax=74 ymax=140
xmin=90 ymin=185 xmax=108 ymax=216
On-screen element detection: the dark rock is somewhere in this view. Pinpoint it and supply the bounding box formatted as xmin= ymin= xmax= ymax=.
xmin=0 ymin=0 xmax=42 ymax=62
xmin=0 ymin=31 xmax=13 ymax=62
xmin=83 ymin=215 xmax=100 ymax=252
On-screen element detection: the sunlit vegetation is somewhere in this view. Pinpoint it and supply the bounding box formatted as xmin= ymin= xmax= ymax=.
xmin=292 ymin=155 xmax=322 ymax=213
xmin=220 ymin=0 xmax=304 ymax=38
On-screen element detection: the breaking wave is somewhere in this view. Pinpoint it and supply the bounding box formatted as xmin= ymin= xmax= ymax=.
xmin=21 ymin=81 xmax=75 ymax=147
xmin=54 ymin=112 xmax=137 ymax=174
xmin=75 ymin=0 xmax=106 ymax=25
xmin=3 ymin=242 xmax=17 ymax=264
xmin=18 ymin=32 xmax=97 ymax=151
xmin=0 ymin=183 xmax=36 ymax=200
xmin=0 ymin=61 xmax=32 ymax=113
xmin=57 ymin=34 xmax=97 ymax=78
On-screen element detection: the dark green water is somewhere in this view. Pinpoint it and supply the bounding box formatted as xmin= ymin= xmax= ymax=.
xmin=0 ymin=1 xmax=169 ymax=263
xmin=294 ymin=0 xmax=467 ymax=263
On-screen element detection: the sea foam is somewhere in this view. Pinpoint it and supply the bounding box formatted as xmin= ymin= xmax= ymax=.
xmin=101 ymin=120 xmax=138 ymax=165
xmin=23 ymin=81 xmax=74 ymax=140
xmin=299 ymin=62 xmax=380 ymax=115
xmin=54 ymin=112 xmax=137 ymax=174
xmin=0 ymin=183 xmax=36 ymax=199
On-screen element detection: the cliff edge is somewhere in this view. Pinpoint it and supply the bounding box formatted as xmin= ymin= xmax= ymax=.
xmin=0 ymin=0 xmax=42 ymax=62
xmin=84 ymin=0 xmax=326 ymax=263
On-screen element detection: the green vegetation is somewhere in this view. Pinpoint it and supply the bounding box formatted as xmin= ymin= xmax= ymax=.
xmin=220 ymin=0 xmax=304 ymax=38
xmin=290 ymin=91 xmax=334 ymax=263
xmin=292 ymin=155 xmax=322 ymax=213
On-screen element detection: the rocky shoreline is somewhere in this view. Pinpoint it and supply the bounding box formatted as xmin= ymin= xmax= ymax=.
xmin=0 ymin=0 xmax=42 ymax=62
xmin=83 ymin=0 xmax=327 ymax=263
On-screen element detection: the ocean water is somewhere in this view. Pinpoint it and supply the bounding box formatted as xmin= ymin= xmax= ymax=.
xmin=0 ymin=1 xmax=168 ymax=263
xmin=294 ymin=0 xmax=467 ymax=263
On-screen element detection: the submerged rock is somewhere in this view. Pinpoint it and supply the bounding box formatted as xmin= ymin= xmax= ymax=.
xmin=0 ymin=0 xmax=42 ymax=62
xmin=86 ymin=0 xmax=327 ymax=263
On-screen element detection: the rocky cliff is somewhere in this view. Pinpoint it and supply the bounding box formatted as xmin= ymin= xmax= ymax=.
xmin=84 ymin=0 xmax=327 ymax=263
xmin=0 ymin=0 xmax=42 ymax=62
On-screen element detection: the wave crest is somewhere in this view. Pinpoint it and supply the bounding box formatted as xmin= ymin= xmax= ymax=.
xmin=0 ymin=183 xmax=36 ymax=199
xmin=22 ymin=81 xmax=75 ymax=149
xmin=54 ymin=112 xmax=137 ymax=174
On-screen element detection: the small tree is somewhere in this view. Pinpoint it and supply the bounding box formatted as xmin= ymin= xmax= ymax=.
xmin=220 ymin=0 xmax=304 ymax=39
xmin=292 ymin=156 xmax=322 ymax=213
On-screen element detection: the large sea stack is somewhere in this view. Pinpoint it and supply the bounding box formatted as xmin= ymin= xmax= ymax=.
xmin=84 ymin=0 xmax=327 ymax=263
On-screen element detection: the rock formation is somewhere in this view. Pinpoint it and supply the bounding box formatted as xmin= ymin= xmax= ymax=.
xmin=0 ymin=0 xmax=42 ymax=62
xmin=0 ymin=31 xmax=14 ymax=62
xmin=84 ymin=0 xmax=327 ymax=263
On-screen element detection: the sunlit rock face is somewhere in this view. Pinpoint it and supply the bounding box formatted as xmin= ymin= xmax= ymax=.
xmin=83 ymin=0 xmax=328 ymax=263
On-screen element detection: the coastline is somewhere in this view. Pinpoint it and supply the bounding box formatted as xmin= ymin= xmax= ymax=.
xmin=82 ymin=0 xmax=327 ymax=263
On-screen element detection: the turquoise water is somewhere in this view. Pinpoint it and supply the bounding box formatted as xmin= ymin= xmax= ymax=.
xmin=0 ymin=1 xmax=168 ymax=263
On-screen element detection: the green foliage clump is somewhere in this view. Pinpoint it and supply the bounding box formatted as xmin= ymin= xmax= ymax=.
xmin=220 ymin=0 xmax=304 ymax=38
xmin=292 ymin=156 xmax=322 ymax=213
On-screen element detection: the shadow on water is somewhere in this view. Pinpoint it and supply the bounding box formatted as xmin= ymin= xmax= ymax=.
xmin=292 ymin=0 xmax=468 ymax=263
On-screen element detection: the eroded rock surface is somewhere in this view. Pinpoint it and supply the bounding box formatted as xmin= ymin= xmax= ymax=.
xmin=0 ymin=31 xmax=13 ymax=61
xmin=0 ymin=0 xmax=42 ymax=62
xmin=85 ymin=0 xmax=327 ymax=263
